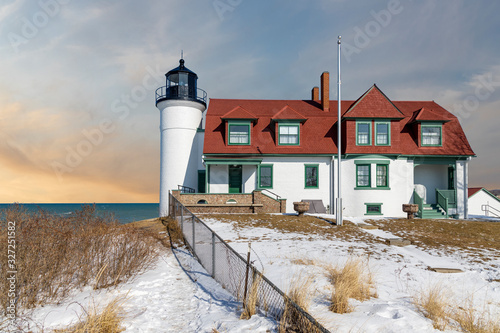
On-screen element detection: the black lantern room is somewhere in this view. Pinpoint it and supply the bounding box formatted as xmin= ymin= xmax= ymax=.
xmin=155 ymin=59 xmax=207 ymax=107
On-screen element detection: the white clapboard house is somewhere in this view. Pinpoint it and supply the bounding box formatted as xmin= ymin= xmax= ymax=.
xmin=156 ymin=60 xmax=475 ymax=218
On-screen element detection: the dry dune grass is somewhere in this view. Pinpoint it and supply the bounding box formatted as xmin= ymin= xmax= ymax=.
xmin=413 ymin=285 xmax=500 ymax=332
xmin=326 ymin=256 xmax=377 ymax=314
xmin=53 ymin=296 xmax=127 ymax=333
xmin=240 ymin=273 xmax=263 ymax=320
xmin=0 ymin=204 xmax=162 ymax=312
xmin=203 ymin=214 xmax=382 ymax=245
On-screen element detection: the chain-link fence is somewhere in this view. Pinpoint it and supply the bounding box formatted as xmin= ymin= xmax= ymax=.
xmin=169 ymin=193 xmax=330 ymax=333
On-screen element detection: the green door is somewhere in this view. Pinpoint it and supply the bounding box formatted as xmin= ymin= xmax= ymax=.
xmin=197 ymin=170 xmax=206 ymax=193
xmin=228 ymin=166 xmax=242 ymax=193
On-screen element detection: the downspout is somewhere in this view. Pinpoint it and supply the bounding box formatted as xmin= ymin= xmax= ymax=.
xmin=464 ymin=157 xmax=470 ymax=219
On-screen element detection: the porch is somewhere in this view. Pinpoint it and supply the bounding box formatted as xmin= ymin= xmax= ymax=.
xmin=413 ymin=161 xmax=457 ymax=218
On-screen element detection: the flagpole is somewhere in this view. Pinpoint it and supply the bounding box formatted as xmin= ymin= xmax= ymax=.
xmin=337 ymin=36 xmax=343 ymax=226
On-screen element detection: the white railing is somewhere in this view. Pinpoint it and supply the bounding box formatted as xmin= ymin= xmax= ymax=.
xmin=481 ymin=204 xmax=500 ymax=218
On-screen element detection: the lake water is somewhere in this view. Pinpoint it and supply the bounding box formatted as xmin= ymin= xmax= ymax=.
xmin=0 ymin=203 xmax=159 ymax=224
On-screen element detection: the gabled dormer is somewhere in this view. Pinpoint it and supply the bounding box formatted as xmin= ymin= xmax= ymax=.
xmin=271 ymin=105 xmax=307 ymax=146
xmin=343 ymin=85 xmax=404 ymax=148
xmin=221 ymin=106 xmax=257 ymax=145
xmin=408 ymin=107 xmax=451 ymax=147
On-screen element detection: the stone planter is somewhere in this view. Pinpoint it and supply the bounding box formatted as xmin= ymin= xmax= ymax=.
xmin=402 ymin=204 xmax=419 ymax=219
xmin=293 ymin=201 xmax=310 ymax=217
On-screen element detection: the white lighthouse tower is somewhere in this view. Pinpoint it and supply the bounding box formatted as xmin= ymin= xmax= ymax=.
xmin=155 ymin=58 xmax=207 ymax=216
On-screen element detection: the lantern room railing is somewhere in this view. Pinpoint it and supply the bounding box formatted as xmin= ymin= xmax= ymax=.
xmin=155 ymin=86 xmax=207 ymax=106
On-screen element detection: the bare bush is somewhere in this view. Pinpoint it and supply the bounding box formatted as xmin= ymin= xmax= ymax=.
xmin=0 ymin=204 xmax=160 ymax=312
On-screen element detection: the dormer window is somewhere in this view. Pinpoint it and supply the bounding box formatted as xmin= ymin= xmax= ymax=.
xmin=421 ymin=124 xmax=442 ymax=146
xmin=278 ymin=124 xmax=300 ymax=145
xmin=228 ymin=122 xmax=251 ymax=145
xmin=375 ymin=121 xmax=390 ymax=146
xmin=356 ymin=121 xmax=371 ymax=145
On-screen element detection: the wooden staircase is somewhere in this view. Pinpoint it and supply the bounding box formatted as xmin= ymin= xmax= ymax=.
xmin=419 ymin=204 xmax=447 ymax=219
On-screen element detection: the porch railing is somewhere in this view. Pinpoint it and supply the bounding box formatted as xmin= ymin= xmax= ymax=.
xmin=260 ymin=189 xmax=281 ymax=201
xmin=436 ymin=190 xmax=449 ymax=218
xmin=178 ymin=185 xmax=195 ymax=193
xmin=436 ymin=189 xmax=457 ymax=207
xmin=482 ymin=204 xmax=500 ymax=218
xmin=413 ymin=190 xmax=423 ymax=217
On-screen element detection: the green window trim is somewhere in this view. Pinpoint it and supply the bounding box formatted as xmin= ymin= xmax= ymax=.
xmin=304 ymin=164 xmax=319 ymax=188
xmin=376 ymin=164 xmax=388 ymax=188
xmin=375 ymin=121 xmax=391 ymax=146
xmin=356 ymin=164 xmax=371 ymax=188
xmin=258 ymin=164 xmax=273 ymax=189
xmin=228 ymin=121 xmax=251 ymax=145
xmin=421 ymin=123 xmax=443 ymax=147
xmin=356 ymin=121 xmax=372 ymax=146
xmin=278 ymin=123 xmax=300 ymax=146
xmin=365 ymin=203 xmax=383 ymax=215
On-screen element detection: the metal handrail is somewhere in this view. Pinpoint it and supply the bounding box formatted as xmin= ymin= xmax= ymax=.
xmin=178 ymin=185 xmax=195 ymax=193
xmin=155 ymin=86 xmax=207 ymax=105
xmin=481 ymin=204 xmax=500 ymax=218
xmin=436 ymin=189 xmax=449 ymax=218
xmin=260 ymin=189 xmax=281 ymax=201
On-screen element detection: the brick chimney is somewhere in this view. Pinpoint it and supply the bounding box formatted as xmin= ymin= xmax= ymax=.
xmin=311 ymin=86 xmax=319 ymax=100
xmin=321 ymin=71 xmax=329 ymax=111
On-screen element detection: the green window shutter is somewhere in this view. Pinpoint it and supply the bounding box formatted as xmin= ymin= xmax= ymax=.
xmin=258 ymin=165 xmax=273 ymax=188
xmin=375 ymin=122 xmax=390 ymax=146
xmin=356 ymin=164 xmax=370 ymax=187
xmin=376 ymin=164 xmax=388 ymax=187
xmin=305 ymin=164 xmax=319 ymax=188
xmin=278 ymin=124 xmax=300 ymax=145
xmin=356 ymin=121 xmax=372 ymax=146
xmin=421 ymin=124 xmax=442 ymax=146
xmin=228 ymin=122 xmax=251 ymax=145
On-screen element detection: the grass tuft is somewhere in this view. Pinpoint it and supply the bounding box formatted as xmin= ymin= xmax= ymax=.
xmin=326 ymin=256 xmax=376 ymax=314
xmin=240 ymin=273 xmax=262 ymax=320
xmin=54 ymin=296 xmax=127 ymax=333
xmin=413 ymin=284 xmax=450 ymax=330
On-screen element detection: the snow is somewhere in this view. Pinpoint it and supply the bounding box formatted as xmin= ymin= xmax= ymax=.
xmin=19 ymin=247 xmax=276 ymax=333
xmin=201 ymin=214 xmax=500 ymax=332
xmin=8 ymin=214 xmax=500 ymax=332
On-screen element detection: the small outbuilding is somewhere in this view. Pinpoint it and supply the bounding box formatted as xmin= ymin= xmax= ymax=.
xmin=468 ymin=187 xmax=500 ymax=218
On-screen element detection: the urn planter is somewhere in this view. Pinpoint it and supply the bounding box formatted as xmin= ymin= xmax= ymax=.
xmin=293 ymin=201 xmax=310 ymax=217
xmin=402 ymin=204 xmax=419 ymax=219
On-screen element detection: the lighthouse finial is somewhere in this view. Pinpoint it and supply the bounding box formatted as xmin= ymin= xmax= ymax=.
xmin=181 ymin=50 xmax=183 ymax=60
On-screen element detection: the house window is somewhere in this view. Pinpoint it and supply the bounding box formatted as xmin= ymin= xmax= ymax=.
xmin=356 ymin=164 xmax=370 ymax=187
xmin=228 ymin=122 xmax=250 ymax=145
xmin=421 ymin=125 xmax=442 ymax=146
xmin=278 ymin=124 xmax=299 ymax=145
xmin=365 ymin=203 xmax=383 ymax=215
xmin=356 ymin=121 xmax=371 ymax=145
xmin=258 ymin=165 xmax=273 ymax=189
xmin=305 ymin=164 xmax=319 ymax=188
xmin=376 ymin=164 xmax=388 ymax=187
xmin=375 ymin=122 xmax=390 ymax=145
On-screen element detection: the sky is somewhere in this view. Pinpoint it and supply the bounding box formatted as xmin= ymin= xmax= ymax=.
xmin=0 ymin=0 xmax=499 ymax=203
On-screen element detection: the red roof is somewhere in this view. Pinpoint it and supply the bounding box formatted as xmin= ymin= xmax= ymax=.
xmin=468 ymin=187 xmax=483 ymax=198
xmin=409 ymin=107 xmax=452 ymax=123
xmin=271 ymin=105 xmax=306 ymax=121
xmin=221 ymin=106 xmax=257 ymax=120
xmin=203 ymin=85 xmax=475 ymax=157
xmin=344 ymin=85 xmax=404 ymax=119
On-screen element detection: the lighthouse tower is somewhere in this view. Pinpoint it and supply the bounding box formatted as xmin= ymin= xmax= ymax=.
xmin=155 ymin=58 xmax=207 ymax=216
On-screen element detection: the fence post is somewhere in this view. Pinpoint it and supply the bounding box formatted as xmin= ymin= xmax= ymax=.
xmin=243 ymin=243 xmax=251 ymax=309
xmin=211 ymin=232 xmax=216 ymax=278
xmin=173 ymin=201 xmax=177 ymax=219
xmin=181 ymin=206 xmax=184 ymax=230
xmin=192 ymin=214 xmax=196 ymax=253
